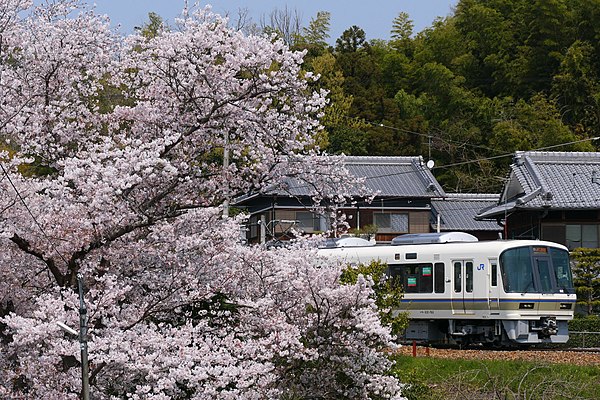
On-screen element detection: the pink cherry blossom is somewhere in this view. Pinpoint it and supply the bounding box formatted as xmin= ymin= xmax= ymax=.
xmin=0 ymin=1 xmax=402 ymax=398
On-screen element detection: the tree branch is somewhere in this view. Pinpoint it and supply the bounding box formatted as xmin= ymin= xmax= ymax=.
xmin=9 ymin=233 xmax=65 ymax=286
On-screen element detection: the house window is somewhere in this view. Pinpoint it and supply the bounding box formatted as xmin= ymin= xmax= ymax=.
xmin=582 ymin=225 xmax=599 ymax=248
xmin=248 ymin=215 xmax=259 ymax=239
xmin=541 ymin=224 xmax=566 ymax=245
xmin=542 ymin=224 xmax=600 ymax=249
xmin=295 ymin=211 xmax=326 ymax=233
xmin=374 ymin=212 xmax=409 ymax=233
xmin=272 ymin=210 xmax=327 ymax=235
xmin=566 ymin=225 xmax=582 ymax=249
xmin=567 ymin=224 xmax=599 ymax=249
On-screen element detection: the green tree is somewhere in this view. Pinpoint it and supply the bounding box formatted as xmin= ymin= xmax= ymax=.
xmin=391 ymin=12 xmax=413 ymax=43
xmin=413 ymin=17 xmax=464 ymax=69
xmin=381 ymin=51 xmax=412 ymax=98
xmin=334 ymin=28 xmax=391 ymax=128
xmin=294 ymin=11 xmax=331 ymax=57
xmin=335 ymin=25 xmax=368 ymax=53
xmin=552 ymin=40 xmax=600 ymax=136
xmin=488 ymin=94 xmax=594 ymax=153
xmin=327 ymin=126 xmax=369 ymax=155
xmin=390 ymin=12 xmax=414 ymax=55
xmin=453 ymin=0 xmax=516 ymax=97
xmin=135 ymin=12 xmax=167 ymax=39
xmin=571 ymin=248 xmax=600 ymax=315
xmin=307 ymin=52 xmax=357 ymax=150
xmin=513 ymin=0 xmax=571 ymax=95
xmin=340 ymin=260 xmax=408 ymax=335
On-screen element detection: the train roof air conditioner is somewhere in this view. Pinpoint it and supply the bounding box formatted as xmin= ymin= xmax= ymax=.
xmin=321 ymin=237 xmax=376 ymax=248
xmin=391 ymin=232 xmax=478 ymax=245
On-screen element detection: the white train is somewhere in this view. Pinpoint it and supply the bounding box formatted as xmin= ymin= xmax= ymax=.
xmin=320 ymin=232 xmax=576 ymax=346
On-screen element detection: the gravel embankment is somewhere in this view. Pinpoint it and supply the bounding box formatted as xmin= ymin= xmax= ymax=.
xmin=394 ymin=346 xmax=600 ymax=366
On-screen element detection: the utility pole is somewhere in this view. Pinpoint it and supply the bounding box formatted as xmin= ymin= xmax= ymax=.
xmin=428 ymin=135 xmax=432 ymax=161
xmin=223 ymin=130 xmax=230 ymax=218
xmin=78 ymin=275 xmax=90 ymax=400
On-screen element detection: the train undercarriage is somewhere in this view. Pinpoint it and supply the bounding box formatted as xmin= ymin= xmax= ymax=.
xmin=402 ymin=317 xmax=569 ymax=347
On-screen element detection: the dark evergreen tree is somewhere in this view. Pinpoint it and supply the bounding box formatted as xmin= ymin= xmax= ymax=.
xmin=572 ymin=248 xmax=600 ymax=315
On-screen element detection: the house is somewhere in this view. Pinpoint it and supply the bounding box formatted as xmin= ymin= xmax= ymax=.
xmin=476 ymin=151 xmax=600 ymax=249
xmin=235 ymin=156 xmax=446 ymax=243
xmin=431 ymin=193 xmax=502 ymax=240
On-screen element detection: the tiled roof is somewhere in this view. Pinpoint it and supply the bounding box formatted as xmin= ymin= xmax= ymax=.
xmin=432 ymin=194 xmax=501 ymax=231
xmin=477 ymin=151 xmax=600 ymax=219
xmin=265 ymin=156 xmax=446 ymax=198
xmin=345 ymin=156 xmax=445 ymax=197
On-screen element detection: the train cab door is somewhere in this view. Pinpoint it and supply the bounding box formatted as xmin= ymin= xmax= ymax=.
xmin=532 ymin=252 xmax=554 ymax=311
xmin=488 ymin=259 xmax=500 ymax=311
xmin=451 ymin=260 xmax=475 ymax=315
xmin=533 ymin=255 xmax=554 ymax=292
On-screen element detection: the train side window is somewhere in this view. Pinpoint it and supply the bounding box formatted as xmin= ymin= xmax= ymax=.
xmin=404 ymin=265 xmax=419 ymax=293
xmin=466 ymin=261 xmax=473 ymax=293
xmin=388 ymin=265 xmax=402 ymax=286
xmin=395 ymin=264 xmax=433 ymax=293
xmin=491 ymin=262 xmax=498 ymax=287
xmin=434 ymin=262 xmax=445 ymax=293
xmin=420 ymin=264 xmax=433 ymax=293
xmin=454 ymin=262 xmax=461 ymax=292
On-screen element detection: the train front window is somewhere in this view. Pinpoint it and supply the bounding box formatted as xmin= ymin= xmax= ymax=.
xmin=500 ymin=246 xmax=574 ymax=294
xmin=549 ymin=247 xmax=574 ymax=294
xmin=500 ymin=247 xmax=534 ymax=293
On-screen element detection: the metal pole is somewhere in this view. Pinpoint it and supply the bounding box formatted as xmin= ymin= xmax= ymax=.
xmin=78 ymin=275 xmax=90 ymax=400
xmin=223 ymin=130 xmax=230 ymax=218
xmin=428 ymin=135 xmax=431 ymax=161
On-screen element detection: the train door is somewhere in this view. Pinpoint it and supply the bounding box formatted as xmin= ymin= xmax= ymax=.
xmin=488 ymin=259 xmax=500 ymax=311
xmin=451 ymin=260 xmax=475 ymax=315
xmin=533 ymin=255 xmax=554 ymax=292
xmin=532 ymin=253 xmax=554 ymax=312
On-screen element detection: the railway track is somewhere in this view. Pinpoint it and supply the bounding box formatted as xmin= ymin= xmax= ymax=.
xmin=393 ymin=345 xmax=600 ymax=366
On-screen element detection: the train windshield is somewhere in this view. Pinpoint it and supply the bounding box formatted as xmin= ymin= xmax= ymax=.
xmin=500 ymin=246 xmax=574 ymax=294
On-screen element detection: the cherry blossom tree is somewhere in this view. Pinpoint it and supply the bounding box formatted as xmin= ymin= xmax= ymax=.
xmin=0 ymin=1 xmax=402 ymax=398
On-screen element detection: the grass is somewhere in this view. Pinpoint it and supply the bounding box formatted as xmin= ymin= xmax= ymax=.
xmin=390 ymin=355 xmax=600 ymax=400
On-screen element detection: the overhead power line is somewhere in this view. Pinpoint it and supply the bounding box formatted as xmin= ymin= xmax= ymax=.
xmin=355 ymin=117 xmax=509 ymax=156
xmin=435 ymin=136 xmax=600 ymax=171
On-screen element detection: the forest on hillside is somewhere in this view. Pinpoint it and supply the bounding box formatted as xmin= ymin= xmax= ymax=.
xmin=224 ymin=0 xmax=600 ymax=193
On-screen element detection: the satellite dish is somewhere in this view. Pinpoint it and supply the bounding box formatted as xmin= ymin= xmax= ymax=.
xmin=426 ymin=160 xmax=435 ymax=169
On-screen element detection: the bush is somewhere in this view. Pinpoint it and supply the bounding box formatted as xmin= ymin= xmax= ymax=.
xmin=340 ymin=260 xmax=409 ymax=335
xmin=569 ymin=315 xmax=600 ymax=331
xmin=568 ymin=315 xmax=600 ymax=347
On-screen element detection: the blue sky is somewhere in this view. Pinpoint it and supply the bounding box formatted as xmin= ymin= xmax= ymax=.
xmin=92 ymin=1 xmax=458 ymax=42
